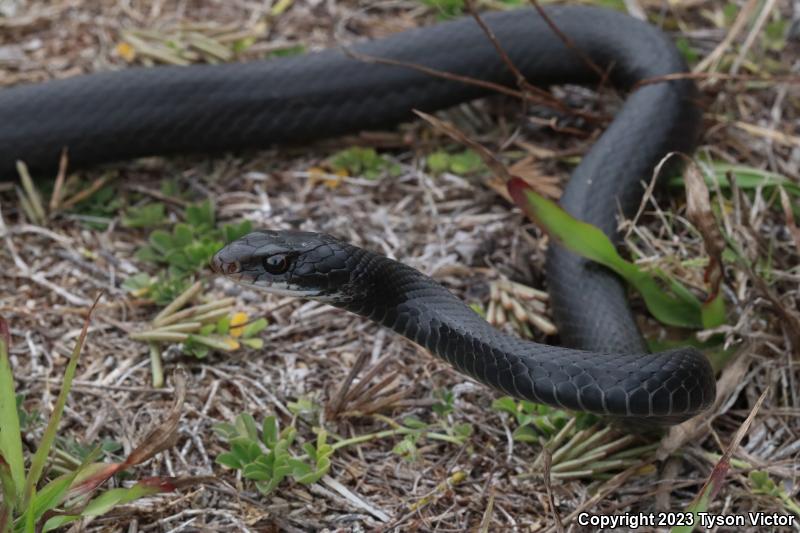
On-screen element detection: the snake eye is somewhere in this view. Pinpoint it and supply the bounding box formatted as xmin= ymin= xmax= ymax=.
xmin=263 ymin=254 xmax=290 ymax=275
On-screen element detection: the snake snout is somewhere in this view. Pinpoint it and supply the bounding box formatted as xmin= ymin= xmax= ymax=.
xmin=210 ymin=252 xmax=241 ymax=276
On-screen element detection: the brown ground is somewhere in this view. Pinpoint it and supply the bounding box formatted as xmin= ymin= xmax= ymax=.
xmin=1 ymin=0 xmax=799 ymax=531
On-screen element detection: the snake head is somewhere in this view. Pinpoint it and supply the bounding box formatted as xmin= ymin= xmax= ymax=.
xmin=211 ymin=230 xmax=355 ymax=301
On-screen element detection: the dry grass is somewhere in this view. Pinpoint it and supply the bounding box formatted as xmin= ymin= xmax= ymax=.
xmin=1 ymin=0 xmax=799 ymax=530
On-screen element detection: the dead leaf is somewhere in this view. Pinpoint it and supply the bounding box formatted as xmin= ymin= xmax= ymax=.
xmin=780 ymin=187 xmax=800 ymax=253
xmin=684 ymin=161 xmax=726 ymax=300
xmin=125 ymin=367 xmax=187 ymax=466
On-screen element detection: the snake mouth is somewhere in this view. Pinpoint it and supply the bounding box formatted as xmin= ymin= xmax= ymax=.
xmin=210 ymin=254 xmax=241 ymax=277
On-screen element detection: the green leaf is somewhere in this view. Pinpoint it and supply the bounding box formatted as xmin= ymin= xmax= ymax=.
xmin=491 ymin=396 xmax=519 ymax=416
xmin=160 ymin=179 xmax=180 ymax=197
xmin=165 ymin=249 xmax=191 ymax=270
xmin=0 ymin=336 xmax=25 ymax=504
xmin=122 ymin=203 xmax=166 ymax=228
xmin=242 ymin=461 xmax=272 ymax=481
xmin=121 ymin=273 xmax=153 ymax=294
xmin=316 ymin=429 xmax=329 ymax=451
xmin=748 ymin=470 xmax=800 ymax=515
xmin=511 ymin=425 xmax=540 ymax=443
xmin=763 ymin=19 xmax=787 ymax=52
xmin=675 ymin=37 xmax=699 ymax=64
xmin=212 ymin=422 xmax=237 ymax=440
xmin=287 ymin=397 xmax=317 ymax=417
xmin=262 ymin=416 xmax=279 ymax=448
xmin=722 ymin=2 xmax=738 ymax=25
xmin=279 ymin=426 xmax=297 ymax=448
xmin=0 ymin=454 xmax=16 ymax=512
xmin=134 ymin=245 xmax=161 ymax=264
xmin=241 ymin=338 xmax=264 ymax=349
xmin=79 ymin=482 xmax=162 ymax=516
xmin=453 ymin=423 xmax=473 ymax=439
xmin=289 ymin=459 xmax=313 ymax=481
xmin=216 ymin=315 xmax=231 ymax=335
xmin=28 ymin=447 xmax=103 ymax=524
xmin=420 ymin=0 xmax=465 ymax=18
xmin=241 ymin=318 xmax=268 ymax=338
xmin=448 ymin=150 xmax=484 ymax=174
xmin=235 ymin=413 xmax=260 ymax=441
xmin=148 ymin=230 xmax=174 ymax=254
xmin=669 ymin=163 xmax=800 ymax=197
xmin=469 ymin=302 xmax=486 ymax=317
xmin=329 ymin=147 xmax=397 ymax=180
xmin=402 ymin=416 xmax=428 ymax=430
xmin=302 ymin=442 xmax=316 ymax=461
xmin=172 ymin=224 xmax=194 ymax=248
xmin=426 ymin=149 xmax=485 ymax=175
xmin=267 ymin=44 xmax=306 ymax=58
xmin=24 ymin=308 xmax=96 ymax=509
xmin=427 ymin=151 xmax=451 ymax=174
xmin=702 ymin=291 xmax=727 ymax=329
xmin=186 ymin=200 xmax=215 ymax=230
xmin=392 ymin=435 xmax=419 ymax=461
xmin=216 ymin=452 xmax=243 ymax=470
xmin=222 ymin=220 xmax=253 ymax=243
xmin=233 ymin=37 xmax=256 ymax=54
xmin=508 ymin=178 xmax=706 ymax=329
xmin=749 ymin=470 xmax=773 ymax=492
xmin=229 ymin=437 xmax=262 ymax=465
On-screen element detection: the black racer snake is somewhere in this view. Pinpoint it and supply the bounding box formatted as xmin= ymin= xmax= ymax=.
xmin=0 ymin=6 xmax=716 ymax=423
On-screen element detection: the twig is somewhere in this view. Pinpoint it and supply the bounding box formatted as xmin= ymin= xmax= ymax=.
xmin=344 ymin=48 xmax=604 ymax=124
xmin=527 ymin=0 xmax=609 ymax=85
xmin=542 ymin=449 xmax=565 ymax=533
xmin=16 ymin=161 xmax=46 ymax=224
xmin=730 ymin=0 xmax=777 ymax=75
xmin=49 ymin=148 xmax=69 ymax=212
xmin=60 ymin=174 xmax=110 ymax=209
xmin=693 ymin=0 xmax=759 ymax=73
xmin=464 ymin=0 xmax=565 ymax=113
xmin=326 ymin=348 xmax=371 ymax=418
xmin=633 ymin=71 xmax=800 ymax=91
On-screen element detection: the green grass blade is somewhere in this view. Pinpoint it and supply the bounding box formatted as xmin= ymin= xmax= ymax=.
xmin=27 ymin=447 xmax=103 ymax=525
xmin=22 ymin=295 xmax=102 ymax=509
xmin=702 ymin=292 xmax=726 ymax=329
xmin=0 ymin=324 xmax=25 ymax=507
xmin=42 ymin=483 xmax=163 ymax=531
xmin=669 ymin=162 xmax=800 ymax=197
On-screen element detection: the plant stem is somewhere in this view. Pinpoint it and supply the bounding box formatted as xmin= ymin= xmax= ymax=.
xmin=149 ymin=342 xmax=164 ymax=388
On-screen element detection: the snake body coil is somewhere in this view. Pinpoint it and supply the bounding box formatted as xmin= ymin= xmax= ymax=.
xmin=1 ymin=6 xmax=715 ymax=422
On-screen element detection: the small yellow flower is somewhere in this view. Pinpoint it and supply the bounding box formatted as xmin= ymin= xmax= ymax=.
xmin=115 ymin=42 xmax=136 ymax=62
xmin=307 ymin=166 xmax=325 ymax=187
xmin=230 ymin=312 xmax=249 ymax=337
xmin=324 ymin=168 xmax=348 ymax=189
xmin=308 ymin=166 xmax=346 ymax=189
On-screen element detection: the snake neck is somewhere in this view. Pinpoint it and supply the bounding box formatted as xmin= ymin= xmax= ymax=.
xmin=330 ymin=246 xmax=713 ymax=424
xmin=334 ymin=247 xmax=541 ymax=397
xmin=336 ymin=247 xmax=489 ymax=339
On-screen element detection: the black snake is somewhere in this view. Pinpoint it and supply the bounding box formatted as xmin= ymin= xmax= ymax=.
xmin=0 ymin=6 xmax=716 ymax=423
